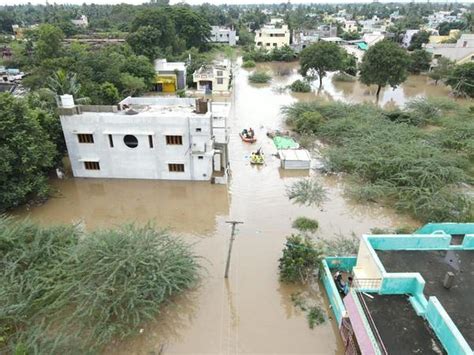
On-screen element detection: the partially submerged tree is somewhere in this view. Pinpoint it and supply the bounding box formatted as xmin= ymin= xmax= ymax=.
xmin=300 ymin=41 xmax=346 ymax=89
xmin=408 ymin=49 xmax=432 ymax=74
xmin=428 ymin=57 xmax=453 ymax=85
xmin=446 ymin=62 xmax=474 ymax=97
xmin=0 ymin=94 xmax=56 ymax=210
xmin=360 ymin=40 xmax=410 ymax=100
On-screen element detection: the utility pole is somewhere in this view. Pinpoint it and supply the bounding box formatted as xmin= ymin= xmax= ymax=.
xmin=224 ymin=220 xmax=243 ymax=278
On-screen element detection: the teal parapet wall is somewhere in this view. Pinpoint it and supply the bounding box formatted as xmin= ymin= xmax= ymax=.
xmin=321 ymin=257 xmax=356 ymax=326
xmin=367 ymin=234 xmax=452 ymax=250
xmin=416 ymin=223 xmax=474 ymax=236
xmin=425 ymin=298 xmax=473 ymax=355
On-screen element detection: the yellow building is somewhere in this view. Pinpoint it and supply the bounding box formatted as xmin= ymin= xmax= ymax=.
xmin=428 ymin=29 xmax=460 ymax=44
xmin=155 ymin=75 xmax=177 ymax=93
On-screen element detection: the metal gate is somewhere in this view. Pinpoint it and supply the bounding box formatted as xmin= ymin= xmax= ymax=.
xmin=340 ymin=317 xmax=360 ymax=355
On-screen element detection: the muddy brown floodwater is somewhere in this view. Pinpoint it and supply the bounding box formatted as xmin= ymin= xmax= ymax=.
xmin=14 ymin=58 xmax=430 ymax=354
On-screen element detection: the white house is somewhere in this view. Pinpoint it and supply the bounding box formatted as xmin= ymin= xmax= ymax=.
xmin=402 ymin=29 xmax=419 ymax=48
xmin=362 ymin=32 xmax=386 ymax=47
xmin=71 ymin=15 xmax=88 ymax=28
xmin=425 ymin=34 xmax=474 ymax=66
xmin=255 ymin=23 xmax=290 ymax=49
xmin=193 ymin=60 xmax=231 ymax=94
xmin=59 ymin=95 xmax=230 ymax=182
xmin=209 ymin=26 xmax=237 ymax=46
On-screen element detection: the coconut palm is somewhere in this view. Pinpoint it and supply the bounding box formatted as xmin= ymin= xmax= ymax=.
xmin=47 ymin=69 xmax=89 ymax=104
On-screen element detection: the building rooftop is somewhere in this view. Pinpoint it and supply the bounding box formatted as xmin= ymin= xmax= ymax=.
xmin=362 ymin=294 xmax=446 ymax=354
xmin=154 ymin=59 xmax=186 ymax=72
xmin=376 ymin=249 xmax=474 ymax=349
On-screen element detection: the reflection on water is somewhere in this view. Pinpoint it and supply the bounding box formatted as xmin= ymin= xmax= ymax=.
xmin=12 ymin=58 xmax=428 ymax=354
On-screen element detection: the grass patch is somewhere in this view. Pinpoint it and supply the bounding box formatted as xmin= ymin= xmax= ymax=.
xmin=292 ymin=217 xmax=319 ymax=233
xmin=332 ymin=72 xmax=356 ymax=82
xmin=290 ymin=292 xmax=326 ymax=328
xmin=248 ymin=71 xmax=271 ymax=84
xmin=282 ymin=99 xmax=473 ymax=222
xmin=0 ymin=217 xmax=200 ymax=353
xmin=242 ymin=60 xmax=256 ymax=68
xmin=289 ymin=79 xmax=311 ymax=93
xmin=287 ymin=178 xmax=327 ymax=207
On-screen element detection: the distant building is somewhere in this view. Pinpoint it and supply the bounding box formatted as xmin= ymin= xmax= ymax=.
xmin=71 ymin=15 xmax=88 ymax=28
xmin=209 ymin=26 xmax=237 ymax=46
xmin=427 ymin=11 xmax=459 ymax=29
xmin=343 ymin=20 xmax=358 ymax=33
xmin=193 ymin=60 xmax=231 ymax=94
xmin=153 ymin=59 xmax=186 ymax=93
xmin=255 ymin=23 xmax=290 ymax=50
xmin=58 ymin=95 xmax=230 ymax=182
xmin=321 ymin=37 xmax=343 ymax=44
xmin=11 ymin=24 xmax=38 ymax=40
xmin=428 ymin=29 xmax=460 ymax=44
xmin=291 ymin=25 xmax=337 ymax=52
xmin=362 ymin=32 xmax=386 ymax=47
xmin=321 ymin=223 xmax=474 ymax=355
xmin=402 ymin=29 xmax=419 ymax=48
xmin=425 ymin=34 xmax=474 ymax=67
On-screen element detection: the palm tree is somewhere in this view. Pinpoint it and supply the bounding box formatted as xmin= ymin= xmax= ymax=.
xmin=47 ymin=69 xmax=89 ymax=104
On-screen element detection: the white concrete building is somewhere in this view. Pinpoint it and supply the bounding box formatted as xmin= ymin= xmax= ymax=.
xmin=362 ymin=32 xmax=386 ymax=47
xmin=402 ymin=29 xmax=419 ymax=48
xmin=255 ymin=23 xmax=290 ymax=49
xmin=71 ymin=15 xmax=88 ymax=28
xmin=425 ymin=34 xmax=474 ymax=66
xmin=59 ymin=95 xmax=230 ymax=182
xmin=193 ymin=60 xmax=231 ymax=94
xmin=209 ymin=26 xmax=237 ymax=46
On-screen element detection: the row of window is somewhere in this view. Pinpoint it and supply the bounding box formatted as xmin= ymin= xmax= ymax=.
xmin=83 ymin=161 xmax=187 ymax=173
xmin=77 ymin=134 xmax=184 ymax=148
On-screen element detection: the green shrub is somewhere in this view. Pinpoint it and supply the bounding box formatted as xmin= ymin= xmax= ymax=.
xmin=292 ymin=217 xmax=319 ymax=233
xmin=0 ymin=217 xmax=200 ymax=353
xmin=279 ymin=235 xmax=323 ymax=283
xmin=289 ymin=79 xmax=311 ymax=93
xmin=307 ymin=306 xmax=325 ymax=328
xmin=242 ymin=60 xmax=256 ymax=68
xmin=282 ymin=100 xmax=474 ymax=222
xmin=242 ymin=48 xmax=271 ymax=62
xmin=287 ymin=178 xmax=327 ymax=207
xmin=248 ymin=71 xmax=271 ymax=84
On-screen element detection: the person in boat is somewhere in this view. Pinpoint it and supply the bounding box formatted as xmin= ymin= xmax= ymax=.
xmin=242 ymin=128 xmax=248 ymax=138
xmin=248 ymin=127 xmax=254 ymax=138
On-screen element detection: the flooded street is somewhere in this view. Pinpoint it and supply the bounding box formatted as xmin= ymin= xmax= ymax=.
xmin=13 ymin=59 xmax=429 ymax=354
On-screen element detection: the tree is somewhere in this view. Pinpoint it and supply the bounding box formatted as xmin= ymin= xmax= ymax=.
xmin=0 ymin=94 xmax=56 ymax=211
xmin=428 ymin=57 xmax=453 ymax=85
xmin=237 ymin=26 xmax=254 ymax=46
xmin=446 ymin=62 xmax=474 ymax=98
xmin=98 ymin=82 xmax=120 ymax=105
xmin=34 ymin=24 xmax=64 ymax=62
xmin=360 ymin=40 xmax=410 ymax=99
xmin=120 ymin=73 xmax=146 ymax=96
xmin=437 ymin=21 xmax=464 ymax=36
xmin=408 ymin=30 xmax=430 ymax=51
xmin=300 ymin=42 xmax=346 ymax=89
xmin=408 ymin=49 xmax=432 ymax=74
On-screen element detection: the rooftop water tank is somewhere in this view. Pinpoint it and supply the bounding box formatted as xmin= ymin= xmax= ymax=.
xmin=60 ymin=94 xmax=75 ymax=108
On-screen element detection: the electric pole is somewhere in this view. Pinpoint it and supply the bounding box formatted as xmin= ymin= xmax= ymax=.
xmin=224 ymin=220 xmax=243 ymax=278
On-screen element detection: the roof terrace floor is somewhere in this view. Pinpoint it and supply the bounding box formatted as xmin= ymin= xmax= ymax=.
xmin=361 ymin=293 xmax=446 ymax=354
xmin=376 ymin=250 xmax=474 ymax=348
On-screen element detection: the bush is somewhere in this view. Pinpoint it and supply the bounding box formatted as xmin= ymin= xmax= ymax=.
xmin=270 ymin=45 xmax=296 ymax=62
xmin=292 ymin=217 xmax=319 ymax=233
xmin=287 ymin=178 xmax=327 ymax=207
xmin=242 ymin=48 xmax=271 ymax=62
xmin=248 ymin=71 xmax=271 ymax=84
xmin=289 ymin=79 xmax=311 ymax=93
xmin=242 ymin=60 xmax=256 ymax=68
xmin=279 ymin=235 xmax=323 ymax=283
xmin=0 ymin=217 xmax=200 ymax=353
xmin=282 ymin=100 xmax=474 ymax=222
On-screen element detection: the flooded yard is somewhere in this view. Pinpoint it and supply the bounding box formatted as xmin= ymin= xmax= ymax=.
xmin=12 ymin=58 xmax=442 ymax=354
